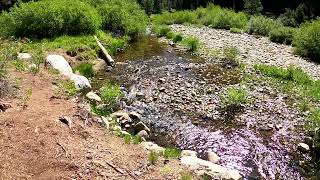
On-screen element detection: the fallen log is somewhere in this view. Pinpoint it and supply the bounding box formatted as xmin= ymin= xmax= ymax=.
xmin=94 ymin=35 xmax=115 ymax=66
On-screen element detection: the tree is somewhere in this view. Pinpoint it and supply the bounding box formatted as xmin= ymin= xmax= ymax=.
xmin=243 ymin=0 xmax=263 ymax=15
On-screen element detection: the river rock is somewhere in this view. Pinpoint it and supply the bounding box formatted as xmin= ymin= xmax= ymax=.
xmin=70 ymin=74 xmax=91 ymax=91
xmin=129 ymin=111 xmax=141 ymax=120
xmin=46 ymin=55 xmax=73 ymax=75
xmin=134 ymin=122 xmax=151 ymax=133
xmin=304 ymin=137 xmax=314 ymax=147
xmin=181 ymin=156 xmax=242 ymax=180
xmin=136 ymin=130 xmax=149 ymax=139
xmin=181 ymin=150 xmax=198 ymax=157
xmin=17 ymin=53 xmax=32 ymax=60
xmin=101 ymin=116 xmax=110 ymax=129
xmin=298 ymin=143 xmax=310 ymax=153
xmin=141 ymin=141 xmax=165 ymax=153
xmin=207 ymin=151 xmax=220 ymax=164
xmin=86 ymin=92 xmax=101 ymax=102
xmin=0 ymin=101 xmax=12 ymax=112
xmin=92 ymin=58 xmax=108 ymax=73
xmin=111 ymin=110 xmax=130 ymax=120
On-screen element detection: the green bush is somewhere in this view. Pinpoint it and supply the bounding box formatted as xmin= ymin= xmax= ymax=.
xmin=100 ymin=82 xmax=122 ymax=108
xmin=278 ymin=4 xmax=307 ymax=27
xmin=166 ymin=31 xmax=175 ymax=39
xmin=74 ymin=63 xmax=94 ymax=78
xmin=243 ymin=0 xmax=263 ymax=15
xmin=173 ymin=33 xmax=183 ymax=43
xmin=155 ymin=25 xmax=171 ymax=37
xmin=163 ymin=148 xmax=181 ymax=159
xmin=230 ymin=28 xmax=243 ymax=34
xmin=182 ymin=37 xmax=200 ymax=52
xmin=293 ymin=19 xmax=320 ymax=61
xmin=247 ymin=16 xmax=282 ymax=36
xmin=98 ymin=0 xmax=148 ymax=38
xmin=0 ymin=0 xmax=101 ymax=38
xmin=269 ymin=26 xmax=296 ymax=45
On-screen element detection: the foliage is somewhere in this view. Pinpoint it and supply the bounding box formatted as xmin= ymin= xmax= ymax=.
xmin=74 ymin=63 xmax=94 ymax=78
xmin=155 ymin=25 xmax=171 ymax=37
xmin=148 ymin=151 xmax=158 ymax=165
xmin=278 ymin=4 xmax=307 ymax=27
xmin=180 ymin=171 xmax=193 ymax=180
xmin=247 ymin=16 xmax=282 ymax=36
xmin=243 ymin=0 xmax=263 ymax=15
xmin=223 ymin=47 xmax=240 ymax=61
xmin=97 ymin=0 xmax=148 ymax=39
xmin=100 ymin=82 xmax=122 ymax=110
xmin=269 ymin=26 xmax=296 ymax=45
xmin=223 ymin=88 xmax=247 ymax=106
xmin=163 ymin=148 xmax=181 ymax=159
xmin=20 ymin=88 xmax=32 ymax=109
xmin=181 ymin=37 xmax=200 ymax=52
xmin=220 ymin=87 xmax=247 ymax=121
xmin=54 ymin=79 xmax=78 ymax=97
xmin=0 ymin=0 xmax=101 ymax=38
xmin=230 ymin=28 xmax=243 ymax=34
xmin=12 ymin=60 xmax=26 ymax=72
xmin=293 ymin=19 xmax=320 ymax=61
xmin=173 ymin=33 xmax=183 ymax=43
xmin=166 ymin=31 xmax=175 ymax=39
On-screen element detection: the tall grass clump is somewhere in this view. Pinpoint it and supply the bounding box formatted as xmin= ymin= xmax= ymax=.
xmin=97 ymin=0 xmax=148 ymax=39
xmin=182 ymin=37 xmax=200 ymax=52
xmin=74 ymin=63 xmax=94 ymax=78
xmin=269 ymin=26 xmax=296 ymax=45
xmin=247 ymin=16 xmax=282 ymax=36
xmin=0 ymin=0 xmax=101 ymax=38
xmin=100 ymin=82 xmax=122 ymax=109
xmin=293 ymin=19 xmax=320 ymax=61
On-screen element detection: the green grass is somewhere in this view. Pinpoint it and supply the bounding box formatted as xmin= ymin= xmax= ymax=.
xmin=148 ymin=151 xmax=159 ymax=165
xmin=180 ymin=171 xmax=193 ymax=180
xmin=223 ymin=47 xmax=240 ymax=61
xmin=53 ymin=79 xmax=78 ymax=97
xmin=230 ymin=27 xmax=243 ymax=34
xmin=100 ymin=82 xmax=122 ymax=111
xmin=163 ymin=148 xmax=181 ymax=159
xmin=269 ymin=26 xmax=296 ymax=45
xmin=181 ymin=37 xmax=200 ymax=53
xmin=74 ymin=63 xmax=94 ymax=78
xmin=173 ymin=33 xmax=183 ymax=43
xmin=247 ymin=16 xmax=283 ymax=36
xmin=156 ymin=25 xmax=171 ymax=37
xmin=224 ymin=88 xmax=248 ymax=105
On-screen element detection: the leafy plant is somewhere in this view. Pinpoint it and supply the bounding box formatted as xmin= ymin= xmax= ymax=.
xmin=12 ymin=60 xmax=26 ymax=72
xmin=163 ymin=148 xmax=181 ymax=159
xmin=100 ymin=82 xmax=122 ymax=111
xmin=182 ymin=37 xmax=200 ymax=52
xmin=173 ymin=33 xmax=183 ymax=43
xmin=220 ymin=88 xmax=247 ymax=121
xmin=54 ymin=79 xmax=78 ymax=97
xmin=0 ymin=0 xmax=101 ymax=38
xmin=223 ymin=47 xmax=240 ymax=61
xmin=180 ymin=171 xmax=193 ymax=180
xmin=156 ymin=25 xmax=171 ymax=37
xmin=243 ymin=0 xmax=263 ymax=15
xmin=21 ymin=88 xmax=32 ymax=109
xmin=269 ymin=26 xmax=296 ymax=45
xmin=230 ymin=28 xmax=243 ymax=34
xmin=148 ymin=151 xmax=158 ymax=165
xmin=278 ymin=4 xmax=307 ymax=27
xmin=97 ymin=0 xmax=148 ymax=39
xmin=293 ymin=18 xmax=320 ymax=61
xmin=247 ymin=16 xmax=282 ymax=36
xmin=74 ymin=63 xmax=94 ymax=78
xmin=166 ymin=31 xmax=175 ymax=39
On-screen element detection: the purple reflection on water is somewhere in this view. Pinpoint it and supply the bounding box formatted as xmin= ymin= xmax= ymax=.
xmin=175 ymin=122 xmax=303 ymax=179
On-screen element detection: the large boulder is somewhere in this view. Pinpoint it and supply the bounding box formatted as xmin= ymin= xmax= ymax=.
xmin=141 ymin=141 xmax=165 ymax=153
xmin=92 ymin=58 xmax=108 ymax=73
xmin=70 ymin=74 xmax=91 ymax=90
xmin=46 ymin=55 xmax=72 ymax=75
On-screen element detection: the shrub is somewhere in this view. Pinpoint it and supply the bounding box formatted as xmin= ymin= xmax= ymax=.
xmin=243 ymin=0 xmax=263 ymax=15
xmin=293 ymin=19 xmax=320 ymax=61
xmin=230 ymin=28 xmax=243 ymax=34
xmin=223 ymin=47 xmax=240 ymax=61
xmin=220 ymin=88 xmax=247 ymax=121
xmin=278 ymin=4 xmax=307 ymax=27
xmin=148 ymin=151 xmax=158 ymax=165
xmin=182 ymin=37 xmax=200 ymax=52
xmin=0 ymin=0 xmax=101 ymax=38
xmin=163 ymin=148 xmax=181 ymax=159
xmin=74 ymin=63 xmax=94 ymax=78
xmin=173 ymin=33 xmax=183 ymax=43
xmin=155 ymin=25 xmax=171 ymax=37
xmin=166 ymin=31 xmax=175 ymax=39
xmin=269 ymin=26 xmax=296 ymax=45
xmin=100 ymin=82 xmax=122 ymax=109
xmin=247 ymin=16 xmax=282 ymax=36
xmin=97 ymin=0 xmax=148 ymax=38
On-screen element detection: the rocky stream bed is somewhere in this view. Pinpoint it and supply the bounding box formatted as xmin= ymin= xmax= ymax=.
xmin=92 ymin=35 xmax=316 ymax=179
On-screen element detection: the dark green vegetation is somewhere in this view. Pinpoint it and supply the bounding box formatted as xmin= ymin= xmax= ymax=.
xmin=0 ymin=0 xmax=102 ymax=38
xmin=254 ymin=64 xmax=320 ymax=154
xmin=163 ymin=148 xmax=181 ymax=159
xmin=74 ymin=63 xmax=94 ymax=78
xmin=269 ymin=26 xmax=296 ymax=45
xmin=220 ymin=88 xmax=248 ymax=121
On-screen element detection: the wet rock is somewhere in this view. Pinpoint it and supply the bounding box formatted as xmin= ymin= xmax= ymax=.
xmin=92 ymin=58 xmax=107 ymax=73
xmin=134 ymin=122 xmax=151 ymax=133
xmin=129 ymin=111 xmax=141 ymax=120
xmin=298 ymin=143 xmax=310 ymax=153
xmin=141 ymin=141 xmax=164 ymax=153
xmin=101 ymin=116 xmax=110 ymax=129
xmin=136 ymin=130 xmax=149 ymax=139
xmin=159 ymin=87 xmax=166 ymax=92
xmin=86 ymin=92 xmax=101 ymax=102
xmin=158 ymin=78 xmax=166 ymax=83
xmin=120 ymin=130 xmax=131 ymax=136
xmin=304 ymin=137 xmax=313 ymax=148
xmin=207 ymin=151 xmax=220 ymax=164
xmin=181 ymin=150 xmax=198 ymax=157
xmin=17 ymin=53 xmax=32 ymax=60
xmin=46 ymin=55 xmax=72 ymax=75
xmin=111 ymin=110 xmax=130 ymax=120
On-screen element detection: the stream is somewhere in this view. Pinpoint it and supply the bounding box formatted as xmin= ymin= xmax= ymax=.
xmin=94 ymin=36 xmax=314 ymax=179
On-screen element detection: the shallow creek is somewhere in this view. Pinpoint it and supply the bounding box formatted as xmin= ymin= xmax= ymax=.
xmin=94 ymin=36 xmax=313 ymax=179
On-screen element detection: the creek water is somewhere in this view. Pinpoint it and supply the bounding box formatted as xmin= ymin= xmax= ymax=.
xmin=95 ymin=36 xmax=314 ymax=179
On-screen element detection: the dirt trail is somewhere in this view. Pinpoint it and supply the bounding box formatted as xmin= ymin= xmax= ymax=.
xmin=0 ymin=71 xmax=187 ymax=179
